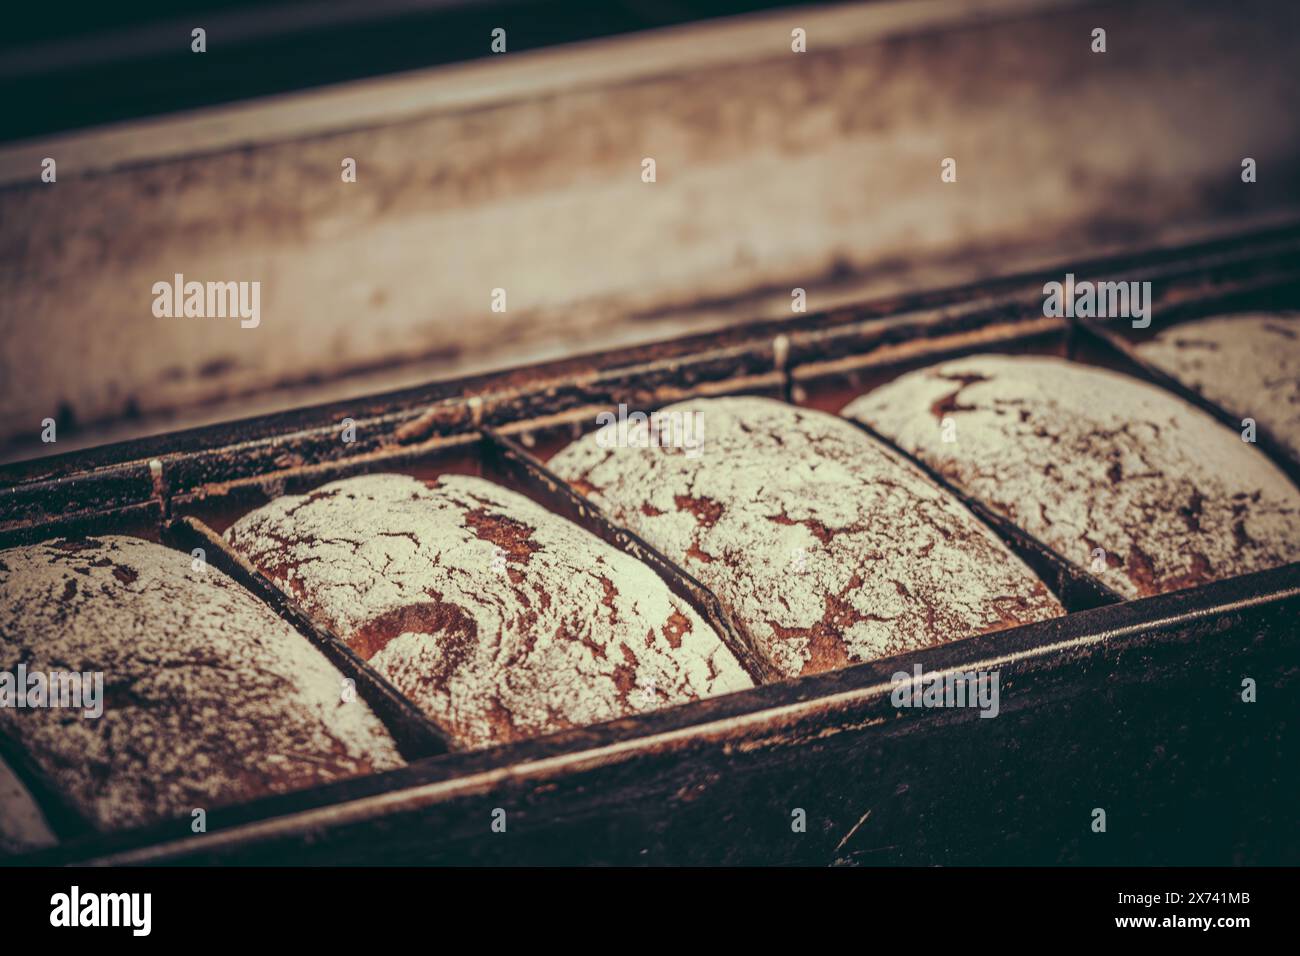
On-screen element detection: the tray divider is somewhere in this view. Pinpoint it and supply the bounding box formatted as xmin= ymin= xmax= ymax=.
xmin=0 ymin=732 xmax=99 ymax=846
xmin=0 ymin=501 xmax=163 ymax=551
xmin=163 ymin=516 xmax=459 ymax=760
xmin=478 ymin=429 xmax=782 ymax=686
xmin=823 ymin=408 xmax=1125 ymax=613
xmin=1071 ymin=315 xmax=1300 ymax=488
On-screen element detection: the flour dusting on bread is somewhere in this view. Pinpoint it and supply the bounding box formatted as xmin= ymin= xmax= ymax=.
xmin=550 ymin=396 xmax=1063 ymax=677
xmin=226 ymin=474 xmax=751 ymax=749
xmin=0 ymin=535 xmax=403 ymax=833
xmin=844 ymin=355 xmax=1300 ymax=599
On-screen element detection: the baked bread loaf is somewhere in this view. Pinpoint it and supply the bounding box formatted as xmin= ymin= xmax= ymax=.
xmin=842 ymin=355 xmax=1300 ymax=599
xmin=0 ymin=752 xmax=56 ymax=855
xmin=225 ymin=473 xmax=751 ymax=749
xmin=548 ymin=396 xmax=1064 ymax=678
xmin=1134 ymin=312 xmax=1300 ymax=461
xmin=0 ymin=535 xmax=403 ymax=834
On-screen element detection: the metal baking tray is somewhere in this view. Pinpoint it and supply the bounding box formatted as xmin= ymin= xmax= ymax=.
xmin=3 ymin=223 xmax=1299 ymax=865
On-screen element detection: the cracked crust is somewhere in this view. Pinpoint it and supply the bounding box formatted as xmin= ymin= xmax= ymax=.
xmin=549 ymin=396 xmax=1063 ymax=678
xmin=843 ymin=355 xmax=1300 ymax=600
xmin=225 ymin=473 xmax=751 ymax=749
xmin=1135 ymin=312 xmax=1300 ymax=463
xmin=0 ymin=535 xmax=403 ymax=834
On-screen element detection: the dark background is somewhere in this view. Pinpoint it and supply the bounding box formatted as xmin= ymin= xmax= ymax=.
xmin=2 ymin=0 xmax=841 ymax=142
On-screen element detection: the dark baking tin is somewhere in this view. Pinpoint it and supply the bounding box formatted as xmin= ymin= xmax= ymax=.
xmin=3 ymin=223 xmax=1300 ymax=865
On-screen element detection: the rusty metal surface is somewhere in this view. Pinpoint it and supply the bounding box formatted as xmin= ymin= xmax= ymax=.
xmin=3 ymin=223 xmax=1300 ymax=865
xmin=22 ymin=561 xmax=1296 ymax=866
xmin=6 ymin=223 xmax=1300 ymax=507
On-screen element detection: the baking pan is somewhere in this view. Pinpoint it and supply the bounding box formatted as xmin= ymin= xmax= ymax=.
xmin=3 ymin=222 xmax=1300 ymax=865
xmin=31 ymin=561 xmax=1300 ymax=866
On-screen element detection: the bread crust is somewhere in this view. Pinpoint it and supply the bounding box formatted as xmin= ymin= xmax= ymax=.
xmin=844 ymin=355 xmax=1300 ymax=600
xmin=0 ymin=535 xmax=403 ymax=833
xmin=549 ymin=396 xmax=1064 ymax=678
xmin=226 ymin=473 xmax=751 ymax=749
xmin=1135 ymin=312 xmax=1300 ymax=462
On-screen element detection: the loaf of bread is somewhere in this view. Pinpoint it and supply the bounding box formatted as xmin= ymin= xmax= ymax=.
xmin=842 ymin=355 xmax=1300 ymax=599
xmin=548 ymin=396 xmax=1063 ymax=678
xmin=0 ymin=752 xmax=56 ymax=855
xmin=1134 ymin=313 xmax=1300 ymax=461
xmin=0 ymin=536 xmax=403 ymax=834
xmin=225 ymin=473 xmax=752 ymax=749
